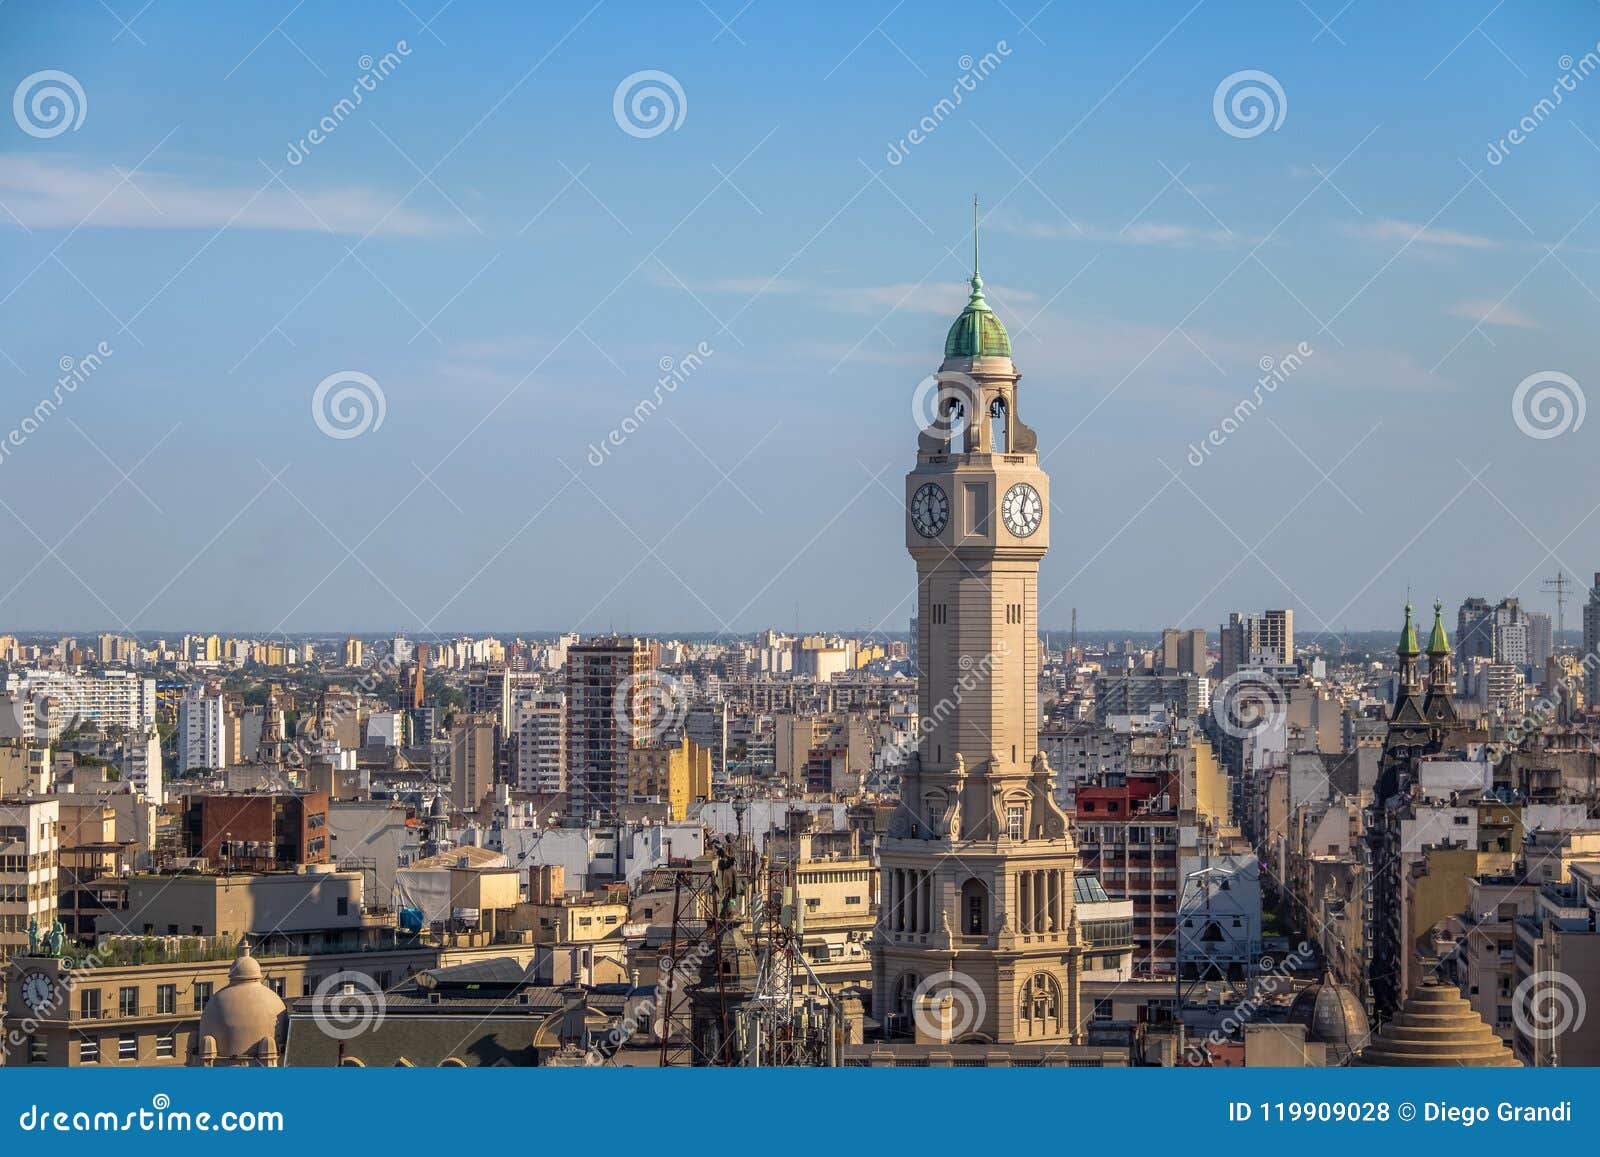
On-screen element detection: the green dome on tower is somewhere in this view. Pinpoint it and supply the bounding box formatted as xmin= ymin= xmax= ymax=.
xmin=943 ymin=195 xmax=1011 ymax=360
xmin=944 ymin=275 xmax=1011 ymax=359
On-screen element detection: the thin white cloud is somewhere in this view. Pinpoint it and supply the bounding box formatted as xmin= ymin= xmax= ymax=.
xmin=673 ymin=271 xmax=1038 ymax=317
xmin=0 ymin=154 xmax=455 ymax=236
xmin=1445 ymin=299 xmax=1543 ymax=329
xmin=1339 ymin=217 xmax=1498 ymax=250
xmin=989 ymin=211 xmax=1260 ymax=249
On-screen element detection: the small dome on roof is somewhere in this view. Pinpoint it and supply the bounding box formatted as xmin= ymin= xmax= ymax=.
xmin=1287 ymin=970 xmax=1370 ymax=1065
xmin=190 ymin=940 xmax=286 ymax=1067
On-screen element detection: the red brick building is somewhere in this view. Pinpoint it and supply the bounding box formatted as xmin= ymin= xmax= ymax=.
xmin=182 ymin=792 xmax=330 ymax=871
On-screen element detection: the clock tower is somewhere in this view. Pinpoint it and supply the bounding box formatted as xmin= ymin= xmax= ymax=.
xmin=874 ymin=206 xmax=1083 ymax=1046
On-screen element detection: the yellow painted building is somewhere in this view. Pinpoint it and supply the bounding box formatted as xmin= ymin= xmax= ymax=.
xmin=626 ymin=737 xmax=711 ymax=820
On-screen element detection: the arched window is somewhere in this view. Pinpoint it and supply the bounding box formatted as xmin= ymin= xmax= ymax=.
xmin=959 ymin=878 xmax=989 ymax=935
xmin=943 ymin=395 xmax=966 ymax=452
xmin=1019 ymin=972 xmax=1062 ymax=1039
xmin=894 ymin=972 xmax=921 ymax=1023
xmin=990 ymin=397 xmax=1008 ymax=453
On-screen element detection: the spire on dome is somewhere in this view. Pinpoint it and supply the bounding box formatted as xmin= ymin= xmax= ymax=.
xmin=944 ymin=196 xmax=1011 ymax=359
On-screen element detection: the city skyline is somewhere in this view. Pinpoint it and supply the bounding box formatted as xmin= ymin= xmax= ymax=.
xmin=2 ymin=5 xmax=1598 ymax=634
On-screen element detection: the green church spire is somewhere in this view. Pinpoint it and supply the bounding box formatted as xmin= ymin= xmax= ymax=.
xmin=1398 ymin=601 xmax=1420 ymax=658
xmin=1427 ymin=599 xmax=1452 ymax=656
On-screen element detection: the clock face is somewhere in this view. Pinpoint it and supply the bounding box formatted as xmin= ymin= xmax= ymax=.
xmin=1001 ymin=483 xmax=1043 ymax=538
xmin=22 ymin=971 xmax=54 ymax=1014
xmin=910 ymin=483 xmax=950 ymax=538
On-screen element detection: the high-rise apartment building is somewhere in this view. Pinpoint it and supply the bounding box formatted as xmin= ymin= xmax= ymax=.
xmin=564 ymin=636 xmax=656 ymax=825
xmin=1218 ymin=610 xmax=1293 ymax=676
xmin=1460 ymin=595 xmax=1553 ymax=672
xmin=1158 ymin=627 xmax=1208 ymax=676
xmin=177 ymin=686 xmax=227 ymax=772
xmin=449 ymin=712 xmax=499 ymax=813
xmin=512 ymin=691 xmax=565 ymax=795
xmin=1586 ymin=573 xmax=1600 ymax=709
xmin=11 ymin=670 xmax=156 ymax=741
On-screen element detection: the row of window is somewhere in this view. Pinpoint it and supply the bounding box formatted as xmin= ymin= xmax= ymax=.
xmin=81 ymin=983 xmax=199 ymax=1018
xmin=0 ymin=853 xmax=56 ymax=873
xmin=16 ymin=1032 xmax=179 ymax=1064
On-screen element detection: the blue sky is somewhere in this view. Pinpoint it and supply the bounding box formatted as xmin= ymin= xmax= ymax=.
xmin=1 ymin=0 xmax=1598 ymax=641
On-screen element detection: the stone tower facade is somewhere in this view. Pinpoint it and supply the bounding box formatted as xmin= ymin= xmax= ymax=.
xmin=873 ymin=223 xmax=1083 ymax=1046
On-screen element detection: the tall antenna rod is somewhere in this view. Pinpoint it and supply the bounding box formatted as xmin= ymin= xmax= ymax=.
xmin=1542 ymin=571 xmax=1572 ymax=655
xmin=973 ymin=194 xmax=980 ymax=279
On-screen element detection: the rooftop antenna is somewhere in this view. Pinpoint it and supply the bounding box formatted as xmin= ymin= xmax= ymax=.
xmin=1542 ymin=572 xmax=1571 ymax=655
xmin=973 ymin=193 xmax=980 ymax=280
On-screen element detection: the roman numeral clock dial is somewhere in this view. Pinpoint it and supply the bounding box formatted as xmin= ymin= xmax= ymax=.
xmin=910 ymin=482 xmax=949 ymax=537
xmin=1001 ymin=482 xmax=1042 ymax=537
